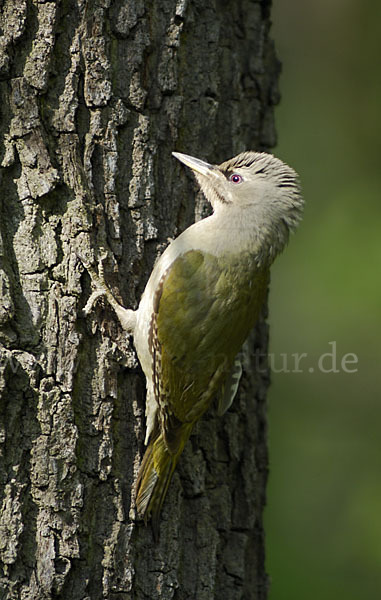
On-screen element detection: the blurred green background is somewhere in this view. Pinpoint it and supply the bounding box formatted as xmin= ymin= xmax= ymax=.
xmin=266 ymin=1 xmax=381 ymax=598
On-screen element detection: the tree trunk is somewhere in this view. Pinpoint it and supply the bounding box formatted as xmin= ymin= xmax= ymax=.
xmin=0 ymin=1 xmax=279 ymax=598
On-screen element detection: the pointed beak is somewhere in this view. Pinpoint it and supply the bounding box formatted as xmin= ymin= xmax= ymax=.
xmin=172 ymin=152 xmax=216 ymax=177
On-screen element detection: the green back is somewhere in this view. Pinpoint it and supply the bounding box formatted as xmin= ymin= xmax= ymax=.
xmin=154 ymin=250 xmax=269 ymax=437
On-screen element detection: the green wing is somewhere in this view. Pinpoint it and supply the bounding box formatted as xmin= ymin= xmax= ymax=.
xmin=151 ymin=250 xmax=269 ymax=452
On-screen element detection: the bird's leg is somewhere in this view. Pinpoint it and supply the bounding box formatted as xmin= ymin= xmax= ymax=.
xmin=82 ymin=251 xmax=136 ymax=333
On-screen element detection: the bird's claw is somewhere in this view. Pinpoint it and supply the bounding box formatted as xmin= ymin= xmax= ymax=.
xmin=82 ymin=249 xmax=112 ymax=315
xmin=81 ymin=249 xmax=136 ymax=333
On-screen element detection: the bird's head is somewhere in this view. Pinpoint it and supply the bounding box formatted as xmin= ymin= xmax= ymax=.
xmin=173 ymin=150 xmax=304 ymax=257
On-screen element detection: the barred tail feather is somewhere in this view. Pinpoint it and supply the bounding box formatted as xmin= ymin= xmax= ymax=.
xmin=135 ymin=433 xmax=178 ymax=539
xmin=136 ymin=422 xmax=194 ymax=539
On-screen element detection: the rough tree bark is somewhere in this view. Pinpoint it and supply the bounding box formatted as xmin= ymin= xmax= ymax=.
xmin=0 ymin=1 xmax=279 ymax=598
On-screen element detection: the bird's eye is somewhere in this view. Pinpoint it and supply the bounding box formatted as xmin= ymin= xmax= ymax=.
xmin=229 ymin=173 xmax=243 ymax=184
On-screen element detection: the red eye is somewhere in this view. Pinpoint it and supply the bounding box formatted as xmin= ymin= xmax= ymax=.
xmin=229 ymin=173 xmax=242 ymax=184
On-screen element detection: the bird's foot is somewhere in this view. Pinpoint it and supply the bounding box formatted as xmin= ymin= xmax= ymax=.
xmin=82 ymin=249 xmax=136 ymax=333
xmin=82 ymin=250 xmax=112 ymax=315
